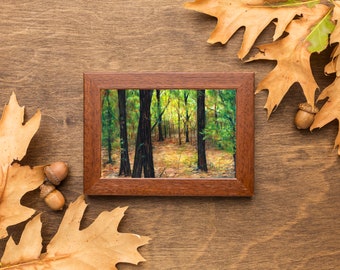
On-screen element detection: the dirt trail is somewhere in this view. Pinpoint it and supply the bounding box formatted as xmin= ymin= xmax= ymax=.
xmin=102 ymin=138 xmax=235 ymax=178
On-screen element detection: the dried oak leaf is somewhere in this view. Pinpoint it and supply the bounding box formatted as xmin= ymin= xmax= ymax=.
xmin=246 ymin=4 xmax=330 ymax=116
xmin=0 ymin=93 xmax=43 ymax=239
xmin=311 ymin=78 xmax=340 ymax=155
xmin=311 ymin=2 xmax=340 ymax=155
xmin=0 ymin=164 xmax=44 ymax=239
xmin=1 ymin=213 xmax=43 ymax=267
xmin=324 ymin=43 xmax=340 ymax=75
xmin=325 ymin=1 xmax=340 ymax=76
xmin=184 ymin=0 xmax=308 ymax=59
xmin=0 ymin=92 xmax=41 ymax=166
xmin=1 ymin=195 xmax=150 ymax=270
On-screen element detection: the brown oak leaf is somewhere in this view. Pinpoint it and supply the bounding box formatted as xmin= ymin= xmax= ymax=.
xmin=184 ymin=0 xmax=308 ymax=59
xmin=246 ymin=4 xmax=330 ymax=116
xmin=311 ymin=78 xmax=340 ymax=154
xmin=0 ymin=92 xmax=41 ymax=166
xmin=312 ymin=2 xmax=340 ymax=155
xmin=324 ymin=43 xmax=340 ymax=75
xmin=325 ymin=1 xmax=340 ymax=76
xmin=329 ymin=1 xmax=340 ymax=49
xmin=0 ymin=93 xmax=43 ymax=239
xmin=0 ymin=164 xmax=45 ymax=239
xmin=1 ymin=196 xmax=150 ymax=270
xmin=1 ymin=213 xmax=43 ymax=266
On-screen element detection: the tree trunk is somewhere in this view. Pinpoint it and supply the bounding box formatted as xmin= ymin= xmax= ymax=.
xmin=177 ymin=98 xmax=181 ymax=145
xmin=184 ymin=91 xmax=190 ymax=143
xmin=163 ymin=120 xmax=167 ymax=138
xmin=197 ymin=90 xmax=208 ymax=172
xmin=118 ymin=90 xmax=131 ymax=176
xmin=103 ymin=90 xmax=113 ymax=164
xmin=156 ymin=90 xmax=164 ymax=141
xmin=132 ymin=90 xmax=155 ymax=178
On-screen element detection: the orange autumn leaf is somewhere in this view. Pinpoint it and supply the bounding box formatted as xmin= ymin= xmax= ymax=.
xmin=312 ymin=2 xmax=340 ymax=155
xmin=324 ymin=43 xmax=340 ymax=75
xmin=331 ymin=1 xmax=340 ymax=41
xmin=311 ymin=78 xmax=340 ymax=154
xmin=0 ymin=92 xmax=41 ymax=166
xmin=246 ymin=4 xmax=330 ymax=116
xmin=184 ymin=0 xmax=308 ymax=59
xmin=185 ymin=1 xmax=340 ymax=154
xmin=0 ymin=93 xmax=43 ymax=239
xmin=1 ymin=213 xmax=43 ymax=267
xmin=1 ymin=196 xmax=150 ymax=270
xmin=325 ymin=1 xmax=340 ymax=76
xmin=0 ymin=164 xmax=45 ymax=239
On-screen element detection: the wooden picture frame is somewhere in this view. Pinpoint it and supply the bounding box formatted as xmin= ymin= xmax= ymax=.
xmin=84 ymin=72 xmax=254 ymax=196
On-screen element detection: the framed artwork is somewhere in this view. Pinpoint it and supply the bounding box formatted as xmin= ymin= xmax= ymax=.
xmin=84 ymin=72 xmax=254 ymax=196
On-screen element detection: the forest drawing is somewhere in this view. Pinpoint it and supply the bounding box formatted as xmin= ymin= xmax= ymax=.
xmin=101 ymin=89 xmax=236 ymax=179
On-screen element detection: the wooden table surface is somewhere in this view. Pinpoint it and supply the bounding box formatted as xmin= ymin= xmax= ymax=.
xmin=0 ymin=1 xmax=339 ymax=269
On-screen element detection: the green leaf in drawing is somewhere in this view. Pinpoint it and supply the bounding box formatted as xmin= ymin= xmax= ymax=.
xmin=306 ymin=9 xmax=335 ymax=53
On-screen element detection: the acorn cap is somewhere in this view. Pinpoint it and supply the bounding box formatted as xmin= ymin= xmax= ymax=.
xmin=40 ymin=182 xmax=56 ymax=198
xmin=298 ymin=102 xmax=319 ymax=114
xmin=44 ymin=161 xmax=69 ymax=185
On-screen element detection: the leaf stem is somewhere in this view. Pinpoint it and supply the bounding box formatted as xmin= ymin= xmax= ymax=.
xmin=252 ymin=0 xmax=323 ymax=8
xmin=0 ymin=254 xmax=70 ymax=269
xmin=0 ymin=165 xmax=9 ymax=205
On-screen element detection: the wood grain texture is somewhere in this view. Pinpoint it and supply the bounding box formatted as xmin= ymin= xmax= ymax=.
xmin=0 ymin=0 xmax=339 ymax=269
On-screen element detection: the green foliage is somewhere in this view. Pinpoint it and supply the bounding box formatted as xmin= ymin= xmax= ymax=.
xmin=102 ymin=90 xmax=140 ymax=147
xmin=102 ymin=89 xmax=237 ymax=165
xmin=101 ymin=90 xmax=119 ymax=149
xmin=125 ymin=89 xmax=140 ymax=143
xmin=204 ymin=90 xmax=236 ymax=154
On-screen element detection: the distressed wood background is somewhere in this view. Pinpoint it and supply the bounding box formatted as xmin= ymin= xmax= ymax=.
xmin=0 ymin=1 xmax=339 ymax=269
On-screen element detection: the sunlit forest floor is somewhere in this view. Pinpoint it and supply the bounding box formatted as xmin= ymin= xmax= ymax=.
xmin=102 ymin=138 xmax=235 ymax=179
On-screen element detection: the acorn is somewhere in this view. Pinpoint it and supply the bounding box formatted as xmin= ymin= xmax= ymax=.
xmin=294 ymin=102 xmax=319 ymax=130
xmin=40 ymin=182 xmax=65 ymax=211
xmin=44 ymin=161 xmax=69 ymax=186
